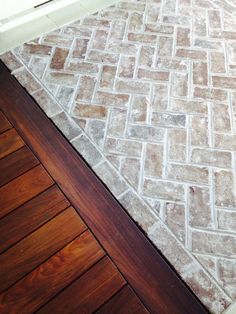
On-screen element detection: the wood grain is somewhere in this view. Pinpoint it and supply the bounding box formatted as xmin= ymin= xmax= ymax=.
xmin=38 ymin=256 xmax=126 ymax=314
xmin=0 ymin=111 xmax=11 ymax=134
xmin=0 ymin=128 xmax=24 ymax=159
xmin=0 ymin=231 xmax=105 ymax=313
xmin=0 ymin=164 xmax=54 ymax=218
xmin=96 ymin=285 xmax=148 ymax=314
xmin=0 ymin=146 xmax=39 ymax=187
xmin=0 ymin=185 xmax=70 ymax=253
xmin=0 ymin=61 xmax=208 ymax=313
xmin=0 ymin=206 xmax=86 ymax=292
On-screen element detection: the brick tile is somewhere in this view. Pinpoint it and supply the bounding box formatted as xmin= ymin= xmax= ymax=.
xmin=73 ymin=103 xmax=107 ymax=119
xmin=92 ymin=30 xmax=108 ymax=50
xmin=128 ymin=33 xmax=157 ymax=43
xmin=212 ymin=76 xmax=236 ymax=89
xmin=76 ymin=76 xmax=97 ymax=102
xmin=194 ymin=87 xmax=227 ymax=101
xmin=143 ymin=178 xmax=185 ymax=201
xmin=0 ymin=51 xmax=23 ymax=72
xmin=171 ymin=99 xmax=207 ymax=114
xmin=23 ymin=43 xmax=52 ymax=55
xmin=100 ymin=65 xmax=117 ymax=88
xmin=168 ymin=163 xmax=209 ymax=183
xmin=189 ymin=186 xmax=212 ymax=227
xmin=172 ymin=72 xmax=188 ymax=97
xmin=110 ymin=20 xmax=126 ymax=40
xmin=94 ymin=91 xmax=129 ymax=107
xmin=115 ymin=79 xmax=150 ymax=94
xmin=145 ymin=143 xmax=163 ymax=177
xmin=176 ymin=48 xmax=207 ymax=60
xmin=51 ymin=112 xmax=81 ymax=140
xmin=71 ymin=134 xmax=102 ymax=167
xmin=66 ymin=61 xmax=99 ymax=74
xmin=87 ymin=50 xmax=119 ymax=64
xmin=138 ymin=68 xmax=169 ymax=81
xmin=192 ymin=230 xmax=236 ymax=257
xmin=164 ymin=202 xmax=185 ymax=243
xmin=212 ymin=103 xmax=231 ymax=132
xmin=193 ymin=62 xmax=208 ymax=85
xmin=105 ymin=137 xmax=142 ymax=157
xmin=50 ymin=47 xmax=69 ymax=70
xmin=130 ymin=96 xmax=148 ymax=123
xmin=214 ymin=169 xmax=236 ymax=207
xmin=72 ymin=39 xmax=89 ymax=58
xmin=94 ymin=160 xmax=128 ymax=196
xmin=191 ymin=148 xmax=232 ymax=168
xmin=129 ymin=12 xmax=143 ymax=31
xmin=108 ymin=108 xmax=127 ymax=137
xmin=191 ymin=116 xmax=209 ymax=146
xmin=128 ymin=125 xmax=165 ymax=142
xmin=145 ymin=24 xmax=174 ymax=34
xmin=210 ymin=52 xmax=226 ymax=73
xmin=121 ymin=157 xmax=141 ymax=189
xmin=177 ymin=27 xmax=190 ymax=46
xmin=152 ymin=84 xmax=169 ymax=111
xmin=152 ymin=112 xmax=186 ymax=128
xmin=158 ymin=36 xmax=173 ymax=56
xmin=218 ymin=209 xmax=236 ymax=231
xmin=119 ymin=56 xmax=135 ymax=78
xmin=45 ymin=72 xmax=78 ymax=86
xmin=119 ymin=190 xmax=156 ymax=232
xmin=14 ymin=68 xmax=41 ymax=93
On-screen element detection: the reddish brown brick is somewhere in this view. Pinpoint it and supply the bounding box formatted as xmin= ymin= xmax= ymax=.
xmin=50 ymin=47 xmax=69 ymax=70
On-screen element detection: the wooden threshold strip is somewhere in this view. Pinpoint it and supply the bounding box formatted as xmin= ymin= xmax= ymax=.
xmin=0 ymin=61 xmax=208 ymax=313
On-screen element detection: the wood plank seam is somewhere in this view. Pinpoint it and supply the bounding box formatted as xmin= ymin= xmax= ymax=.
xmin=0 ymin=201 xmax=72 ymax=254
xmin=93 ymin=283 xmax=129 ymax=314
xmin=0 ymin=161 xmax=57 ymax=217
xmin=0 ymin=111 xmax=147 ymax=312
xmin=0 ymin=229 xmax=88 ymax=294
xmin=34 ymin=255 xmax=121 ymax=313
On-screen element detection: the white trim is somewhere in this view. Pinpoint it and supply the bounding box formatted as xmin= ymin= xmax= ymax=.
xmin=0 ymin=0 xmax=80 ymax=32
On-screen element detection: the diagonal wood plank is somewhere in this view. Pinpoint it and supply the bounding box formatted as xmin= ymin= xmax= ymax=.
xmin=37 ymin=256 xmax=126 ymax=314
xmin=0 ymin=185 xmax=70 ymax=253
xmin=0 ymin=164 xmax=54 ymax=218
xmin=0 ymin=146 xmax=39 ymax=187
xmin=0 ymin=231 xmax=105 ymax=314
xmin=96 ymin=285 xmax=148 ymax=314
xmin=0 ymin=206 xmax=86 ymax=293
xmin=0 ymin=111 xmax=11 ymax=134
xmin=0 ymin=128 xmax=24 ymax=159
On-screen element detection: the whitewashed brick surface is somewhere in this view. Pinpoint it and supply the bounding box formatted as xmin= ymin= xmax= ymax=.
xmin=1 ymin=0 xmax=236 ymax=312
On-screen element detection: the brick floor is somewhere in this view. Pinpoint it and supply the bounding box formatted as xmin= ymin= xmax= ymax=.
xmin=1 ymin=0 xmax=236 ymax=312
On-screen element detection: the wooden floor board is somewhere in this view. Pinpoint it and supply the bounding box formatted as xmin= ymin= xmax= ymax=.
xmin=0 ymin=231 xmax=105 ymax=313
xmin=0 ymin=128 xmax=24 ymax=159
xmin=37 ymin=256 xmax=126 ymax=314
xmin=0 ymin=164 xmax=54 ymax=218
xmin=0 ymin=146 xmax=39 ymax=187
xmin=96 ymin=285 xmax=148 ymax=314
xmin=0 ymin=185 xmax=70 ymax=253
xmin=0 ymin=111 xmax=11 ymax=134
xmin=0 ymin=207 xmax=86 ymax=293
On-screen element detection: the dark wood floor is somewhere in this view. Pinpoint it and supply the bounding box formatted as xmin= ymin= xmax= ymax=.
xmin=0 ymin=61 xmax=208 ymax=313
xmin=0 ymin=110 xmax=147 ymax=313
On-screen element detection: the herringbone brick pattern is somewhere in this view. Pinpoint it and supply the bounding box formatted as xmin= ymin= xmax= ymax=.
xmin=1 ymin=0 xmax=236 ymax=312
